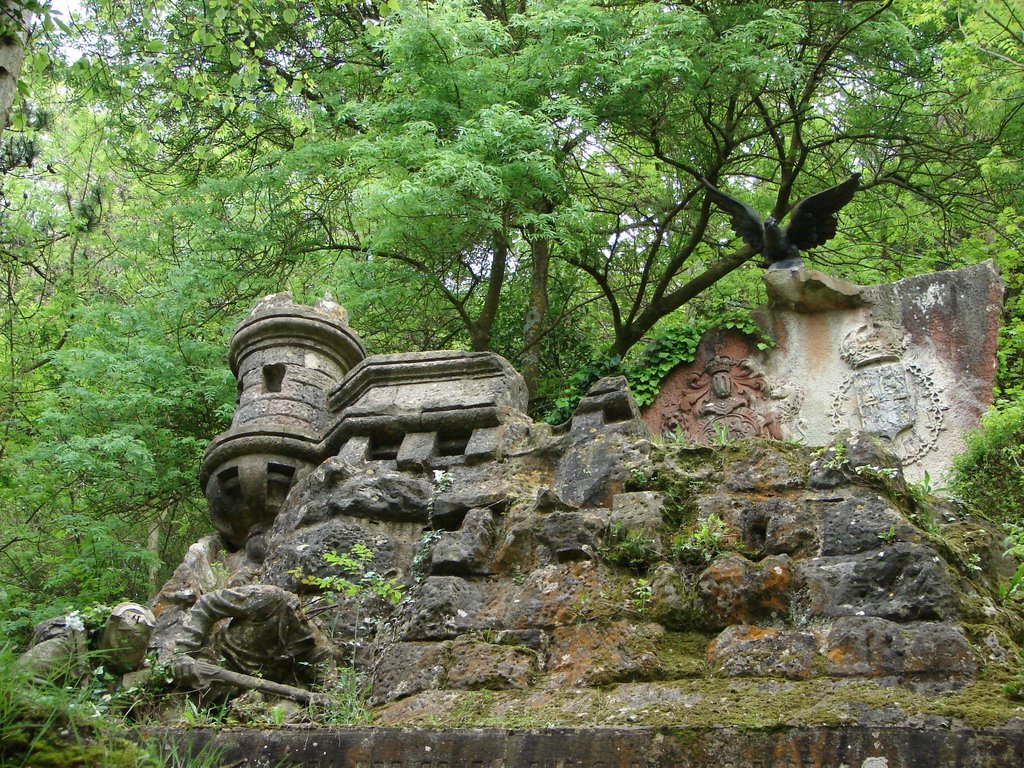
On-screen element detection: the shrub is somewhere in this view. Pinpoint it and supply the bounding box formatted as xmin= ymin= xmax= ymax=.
xmin=949 ymin=399 xmax=1024 ymax=524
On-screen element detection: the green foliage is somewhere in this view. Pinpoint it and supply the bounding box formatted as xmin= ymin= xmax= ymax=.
xmin=545 ymin=307 xmax=767 ymax=421
xmin=297 ymin=544 xmax=403 ymax=606
xmin=672 ymin=514 xmax=729 ymax=566
xmin=311 ymin=668 xmax=373 ymax=726
xmin=600 ymin=525 xmax=659 ymax=572
xmin=630 ymin=578 xmax=653 ymax=616
xmin=0 ymin=644 xmax=172 ymax=767
xmin=949 ymin=400 xmax=1024 ymax=524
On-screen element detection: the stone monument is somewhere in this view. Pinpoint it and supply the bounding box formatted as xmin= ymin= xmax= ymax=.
xmin=38 ymin=286 xmax=1017 ymax=766
xmin=645 ymin=261 xmax=1004 ymax=481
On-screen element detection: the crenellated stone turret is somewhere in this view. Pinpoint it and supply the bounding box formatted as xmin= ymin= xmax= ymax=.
xmin=200 ymin=293 xmax=365 ymax=548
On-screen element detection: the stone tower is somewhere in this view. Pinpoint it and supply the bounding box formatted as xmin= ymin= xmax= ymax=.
xmin=200 ymin=293 xmax=365 ymax=548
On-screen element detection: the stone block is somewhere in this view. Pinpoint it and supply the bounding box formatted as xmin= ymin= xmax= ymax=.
xmin=695 ymin=495 xmax=818 ymax=558
xmin=610 ymin=492 xmax=665 ymax=536
xmin=569 ymin=376 xmax=647 ymax=436
xmin=707 ymin=625 xmax=819 ymax=680
xmin=336 ymin=435 xmax=369 ymax=464
xmin=763 ymin=267 xmax=866 ymax=312
xmin=397 ymin=431 xmax=437 ymax=471
xmin=499 ymin=563 xmax=613 ymax=630
xmin=395 ymin=576 xmax=489 ymax=640
xmin=545 ymin=621 xmax=663 ymax=687
xmin=817 ymin=494 xmax=918 ymax=556
xmin=534 ymin=510 xmax=602 ymax=562
xmin=370 ymin=641 xmax=447 ymax=704
xmin=823 ymin=617 xmax=977 ymax=682
xmin=445 ymin=637 xmax=538 ymax=691
xmin=431 ymin=508 xmax=496 ymax=575
xmin=697 ymin=554 xmax=794 ymax=628
xmin=463 ymin=426 xmax=499 ymax=462
xmin=555 ymin=433 xmax=650 ymax=507
xmin=721 ymin=441 xmax=809 ymax=491
xmin=795 ymin=543 xmax=962 ymax=622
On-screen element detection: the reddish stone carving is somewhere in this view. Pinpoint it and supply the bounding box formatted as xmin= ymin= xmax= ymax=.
xmin=660 ymin=355 xmax=781 ymax=443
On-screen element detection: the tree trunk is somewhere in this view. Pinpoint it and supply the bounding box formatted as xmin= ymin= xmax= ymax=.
xmin=469 ymin=222 xmax=509 ymax=352
xmin=521 ymin=234 xmax=549 ymax=406
xmin=0 ymin=3 xmax=32 ymax=144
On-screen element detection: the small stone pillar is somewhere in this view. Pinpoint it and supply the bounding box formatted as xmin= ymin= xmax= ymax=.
xmin=200 ymin=293 xmax=366 ymax=548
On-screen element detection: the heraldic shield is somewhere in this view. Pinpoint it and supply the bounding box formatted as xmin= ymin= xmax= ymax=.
xmin=851 ymin=363 xmax=917 ymax=441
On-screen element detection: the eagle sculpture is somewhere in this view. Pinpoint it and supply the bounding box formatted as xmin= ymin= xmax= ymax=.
xmin=700 ymin=173 xmax=861 ymax=268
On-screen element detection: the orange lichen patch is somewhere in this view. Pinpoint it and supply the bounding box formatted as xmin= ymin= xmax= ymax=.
xmin=546 ymin=620 xmax=664 ymax=688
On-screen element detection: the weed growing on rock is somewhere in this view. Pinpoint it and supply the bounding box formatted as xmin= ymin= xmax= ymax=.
xmin=297 ymin=544 xmax=403 ymax=606
xmin=672 ymin=514 xmax=728 ymax=565
xmin=631 ymin=579 xmax=653 ymax=615
xmin=309 ymin=668 xmax=372 ymax=725
xmin=600 ymin=524 xmax=659 ymax=571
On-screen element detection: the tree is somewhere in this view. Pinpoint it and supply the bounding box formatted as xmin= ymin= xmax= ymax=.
xmin=0 ymin=1 xmax=33 ymax=143
xmin=62 ymin=0 xmax=998 ymax=402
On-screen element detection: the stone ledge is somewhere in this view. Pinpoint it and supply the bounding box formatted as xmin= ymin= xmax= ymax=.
xmin=146 ymin=724 xmax=1024 ymax=767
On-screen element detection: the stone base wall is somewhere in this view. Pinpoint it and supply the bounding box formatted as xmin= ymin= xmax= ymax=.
xmin=148 ymin=725 xmax=1024 ymax=768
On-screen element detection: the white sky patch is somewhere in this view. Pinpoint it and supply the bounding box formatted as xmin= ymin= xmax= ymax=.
xmin=48 ymin=0 xmax=85 ymax=63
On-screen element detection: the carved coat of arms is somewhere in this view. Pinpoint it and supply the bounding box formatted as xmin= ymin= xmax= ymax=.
xmin=829 ymin=323 xmax=945 ymax=463
xmin=661 ymin=356 xmax=783 ymax=443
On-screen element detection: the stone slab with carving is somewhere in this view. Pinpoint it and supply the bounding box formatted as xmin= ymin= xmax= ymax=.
xmin=644 ymin=261 xmax=1003 ymax=482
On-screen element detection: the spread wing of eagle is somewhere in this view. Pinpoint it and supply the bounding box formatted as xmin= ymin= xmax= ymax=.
xmin=699 ymin=173 xmax=861 ymax=265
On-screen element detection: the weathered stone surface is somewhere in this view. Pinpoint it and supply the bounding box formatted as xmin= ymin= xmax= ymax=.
xmin=721 ymin=440 xmax=809 ymax=491
xmin=645 ymin=336 xmax=782 ymax=444
xmin=497 ymin=563 xmax=613 ymax=630
xmin=260 ymin=518 xmax=399 ymax=591
xmin=645 ymin=262 xmax=1003 ymax=482
xmin=151 ymin=535 xmax=223 ymax=618
xmin=764 ymin=266 xmax=867 ymax=312
xmin=707 ymin=624 xmax=819 ymax=680
xmin=16 ymin=614 xmax=91 ymax=684
xmin=545 ymin=621 xmax=663 ymax=687
xmin=490 ymin=496 xmax=605 ymax=572
xmin=823 ymin=616 xmax=977 ymax=682
xmin=430 ymin=507 xmax=496 ymax=575
xmin=695 ymin=494 xmax=817 ymax=558
xmin=445 ymin=637 xmax=538 ymax=691
xmin=394 ymin=576 xmax=488 ymax=640
xmin=566 ymin=376 xmax=648 ymax=437
xmin=646 ymin=563 xmax=697 ymax=629
xmin=370 ymin=641 xmax=446 ymax=705
xmin=325 ymin=351 xmax=529 ymax=469
xmin=808 ymin=430 xmax=908 ymax=498
xmin=795 ymin=542 xmax=962 ymax=622
xmin=817 ymin=494 xmax=918 ymax=556
xmin=170 ymin=584 xmax=332 ymax=690
xmin=697 ymin=553 xmax=794 ymax=628
xmin=533 ymin=509 xmax=604 ymax=563
xmin=147 ymin=724 xmax=1024 ymax=768
xmin=555 ymin=432 xmax=650 ymax=508
xmin=610 ymin=491 xmax=665 ymax=539
xmin=430 ymin=462 xmax=512 ymax=528
xmin=297 ymin=461 xmax=434 ymax=523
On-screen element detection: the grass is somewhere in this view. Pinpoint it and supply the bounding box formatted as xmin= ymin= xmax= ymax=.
xmin=0 ymin=644 xmax=224 ymax=767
